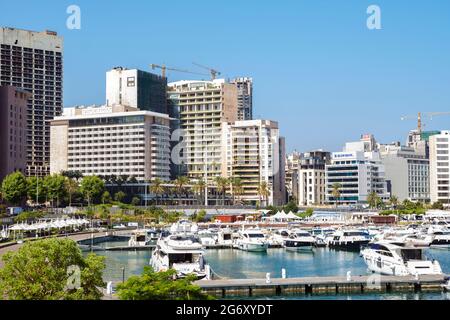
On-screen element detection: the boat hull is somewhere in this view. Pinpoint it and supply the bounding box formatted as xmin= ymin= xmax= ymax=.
xmin=329 ymin=240 xmax=370 ymax=251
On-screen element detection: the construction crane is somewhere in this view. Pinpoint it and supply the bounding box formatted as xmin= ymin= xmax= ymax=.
xmin=192 ymin=62 xmax=221 ymax=80
xmin=401 ymin=112 xmax=450 ymax=133
xmin=150 ymin=64 xmax=208 ymax=79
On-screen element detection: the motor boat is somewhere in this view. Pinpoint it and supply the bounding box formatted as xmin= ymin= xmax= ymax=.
xmin=170 ymin=219 xmax=198 ymax=234
xmin=234 ymin=227 xmax=269 ymax=252
xmin=361 ymin=241 xmax=443 ymax=276
xmin=270 ymin=229 xmax=290 ymax=246
xmin=328 ymin=229 xmax=370 ymax=251
xmin=128 ymin=230 xmax=151 ymax=247
xmin=283 ymin=229 xmax=315 ymax=251
xmin=217 ymin=228 xmax=233 ymax=246
xmin=311 ymin=227 xmax=335 ymax=247
xmin=150 ymin=233 xmax=209 ymax=279
xmin=197 ymin=229 xmax=217 ymax=246
xmin=426 ymin=226 xmax=450 ymax=248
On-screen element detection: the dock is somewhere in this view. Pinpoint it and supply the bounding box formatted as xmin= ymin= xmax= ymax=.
xmin=196 ymin=274 xmax=448 ymax=297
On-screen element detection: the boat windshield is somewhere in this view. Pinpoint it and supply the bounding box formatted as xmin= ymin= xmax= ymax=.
xmin=296 ymin=232 xmax=310 ymax=237
xmin=247 ymin=234 xmax=264 ymax=238
xmin=343 ymin=232 xmax=367 ymax=237
xmin=400 ymin=249 xmax=423 ymax=261
xmin=169 ymin=253 xmax=197 ymax=265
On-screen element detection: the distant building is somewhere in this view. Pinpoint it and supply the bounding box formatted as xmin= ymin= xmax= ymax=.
xmin=230 ymin=77 xmax=253 ymax=120
xmin=0 ymin=86 xmax=31 ymax=181
xmin=167 ymin=79 xmax=238 ymax=180
xmin=429 ymin=131 xmax=450 ymax=206
xmin=106 ymin=67 xmax=167 ymax=114
xmin=379 ymin=142 xmax=430 ymax=202
xmin=0 ymin=27 xmax=63 ymax=177
xmin=406 ymin=129 xmax=441 ymax=158
xmin=285 ymin=151 xmax=300 ymax=202
xmin=298 ymin=150 xmax=331 ymax=206
xmin=222 ymin=120 xmax=285 ymax=206
xmin=326 ymin=135 xmax=389 ymax=204
xmin=50 ymin=105 xmax=171 ymax=181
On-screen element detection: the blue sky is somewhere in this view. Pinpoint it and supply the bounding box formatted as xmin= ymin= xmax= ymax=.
xmin=2 ymin=0 xmax=450 ymax=152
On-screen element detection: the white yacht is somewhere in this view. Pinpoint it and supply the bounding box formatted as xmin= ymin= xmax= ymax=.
xmin=361 ymin=241 xmax=443 ymax=276
xmin=197 ymin=229 xmax=217 ymax=246
xmin=217 ymin=228 xmax=234 ymax=245
xmin=328 ymin=229 xmax=370 ymax=251
xmin=150 ymin=233 xmax=209 ymax=279
xmin=128 ymin=230 xmax=151 ymax=247
xmin=284 ymin=229 xmax=315 ymax=251
xmin=427 ymin=226 xmax=450 ymax=248
xmin=170 ymin=219 xmax=198 ymax=234
xmin=270 ymin=229 xmax=290 ymax=246
xmin=234 ymin=228 xmax=269 ymax=252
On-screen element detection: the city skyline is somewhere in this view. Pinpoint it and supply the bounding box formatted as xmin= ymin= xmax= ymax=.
xmin=2 ymin=0 xmax=450 ymax=153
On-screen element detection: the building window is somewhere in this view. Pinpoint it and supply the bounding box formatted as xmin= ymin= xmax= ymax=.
xmin=127 ymin=77 xmax=136 ymax=87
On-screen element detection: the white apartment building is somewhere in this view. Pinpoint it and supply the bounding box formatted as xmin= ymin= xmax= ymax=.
xmin=222 ymin=120 xmax=285 ymax=206
xmin=167 ymin=79 xmax=238 ymax=180
xmin=430 ymin=131 xmax=450 ymax=206
xmin=50 ymin=105 xmax=171 ymax=181
xmin=379 ymin=143 xmax=430 ymax=202
xmin=298 ymin=150 xmax=330 ymax=206
xmin=326 ymin=138 xmax=389 ymax=204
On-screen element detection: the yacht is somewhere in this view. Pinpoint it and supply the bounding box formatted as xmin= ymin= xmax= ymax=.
xmin=361 ymin=241 xmax=443 ymax=276
xmin=311 ymin=227 xmax=335 ymax=247
xmin=150 ymin=233 xmax=209 ymax=279
xmin=427 ymin=226 xmax=450 ymax=248
xmin=198 ymin=229 xmax=217 ymax=246
xmin=328 ymin=229 xmax=370 ymax=251
xmin=128 ymin=230 xmax=151 ymax=247
xmin=170 ymin=219 xmax=198 ymax=234
xmin=217 ymin=228 xmax=234 ymax=246
xmin=234 ymin=228 xmax=269 ymax=252
xmin=270 ymin=229 xmax=290 ymax=246
xmin=284 ymin=229 xmax=315 ymax=251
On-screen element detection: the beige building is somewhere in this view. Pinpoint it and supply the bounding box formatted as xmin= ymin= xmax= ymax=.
xmin=222 ymin=120 xmax=286 ymax=206
xmin=429 ymin=131 xmax=450 ymax=206
xmin=298 ymin=151 xmax=330 ymax=206
xmin=50 ymin=105 xmax=171 ymax=181
xmin=0 ymin=86 xmax=31 ymax=181
xmin=167 ymin=79 xmax=238 ymax=180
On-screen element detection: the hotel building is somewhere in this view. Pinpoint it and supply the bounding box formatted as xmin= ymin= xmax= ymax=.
xmin=167 ymin=79 xmax=238 ymax=180
xmin=0 ymin=27 xmax=63 ymax=176
xmin=298 ymin=150 xmax=331 ymax=206
xmin=50 ymin=105 xmax=171 ymax=181
xmin=222 ymin=120 xmax=286 ymax=206
xmin=0 ymin=86 xmax=31 ymax=181
xmin=429 ymin=131 xmax=450 ymax=206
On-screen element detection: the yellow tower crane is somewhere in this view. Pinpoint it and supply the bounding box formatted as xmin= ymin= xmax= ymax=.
xmin=150 ymin=64 xmax=208 ymax=79
xmin=192 ymin=62 xmax=221 ymax=80
xmin=401 ymin=112 xmax=450 ymax=133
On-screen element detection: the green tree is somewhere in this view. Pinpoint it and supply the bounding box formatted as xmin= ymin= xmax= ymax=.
xmin=389 ymin=195 xmax=399 ymax=209
xmin=131 ymin=196 xmax=141 ymax=206
xmin=331 ymin=183 xmax=342 ymax=208
xmin=0 ymin=238 xmax=105 ymax=300
xmin=432 ymin=201 xmax=444 ymax=210
xmin=150 ymin=178 xmax=165 ymax=205
xmin=101 ymin=191 xmax=112 ymax=204
xmin=284 ymin=200 xmax=299 ymax=213
xmin=257 ymin=181 xmax=270 ymax=207
xmin=175 ymin=176 xmax=190 ymax=196
xmin=215 ymin=177 xmax=229 ymax=205
xmin=230 ymin=177 xmax=243 ymax=205
xmin=116 ymin=266 xmax=213 ymax=300
xmin=1 ymin=171 xmax=28 ymax=206
xmin=26 ymin=176 xmax=47 ymax=204
xmin=193 ymin=179 xmax=206 ymax=205
xmin=114 ymin=191 xmax=126 ymax=203
xmin=367 ymin=192 xmax=381 ymax=209
xmin=43 ymin=174 xmax=67 ymax=207
xmin=80 ymin=176 xmax=105 ymax=206
xmin=65 ymin=178 xmax=79 ymax=206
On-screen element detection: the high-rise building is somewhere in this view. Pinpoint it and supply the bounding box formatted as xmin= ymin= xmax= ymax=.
xmin=167 ymin=79 xmax=238 ymax=180
xmin=285 ymin=151 xmax=300 ymax=202
xmin=106 ymin=67 xmax=167 ymax=114
xmin=230 ymin=77 xmax=253 ymax=120
xmin=326 ymin=136 xmax=389 ymax=205
xmin=379 ymin=142 xmax=430 ymax=202
xmin=298 ymin=150 xmax=331 ymax=206
xmin=50 ymin=105 xmax=171 ymax=181
xmin=0 ymin=27 xmax=63 ymax=177
xmin=222 ymin=120 xmax=285 ymax=206
xmin=0 ymin=86 xmax=31 ymax=181
xmin=429 ymin=131 xmax=450 ymax=206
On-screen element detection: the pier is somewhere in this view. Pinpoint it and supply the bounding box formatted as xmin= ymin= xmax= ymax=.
xmin=196 ymin=274 xmax=448 ymax=298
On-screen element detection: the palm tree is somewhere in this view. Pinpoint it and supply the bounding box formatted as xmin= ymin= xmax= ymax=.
xmin=150 ymin=178 xmax=165 ymax=205
xmin=331 ymin=183 xmax=342 ymax=208
xmin=258 ymin=181 xmax=270 ymax=207
xmin=193 ymin=179 xmax=206 ymax=205
xmin=175 ymin=176 xmax=190 ymax=197
xmin=215 ymin=177 xmax=229 ymax=206
xmin=230 ymin=177 xmax=243 ymax=205
xmin=367 ymin=191 xmax=380 ymax=210
xmin=389 ymin=195 xmax=399 ymax=209
xmin=64 ymin=178 xmax=78 ymax=206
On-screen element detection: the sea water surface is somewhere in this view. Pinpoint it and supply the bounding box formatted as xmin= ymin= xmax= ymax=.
xmin=85 ymin=241 xmax=450 ymax=300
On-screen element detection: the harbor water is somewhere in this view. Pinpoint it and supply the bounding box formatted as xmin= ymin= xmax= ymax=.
xmin=84 ymin=241 xmax=450 ymax=300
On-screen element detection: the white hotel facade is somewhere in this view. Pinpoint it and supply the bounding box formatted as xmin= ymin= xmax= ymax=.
xmin=430 ymin=131 xmax=450 ymax=206
xmin=50 ymin=105 xmax=171 ymax=181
